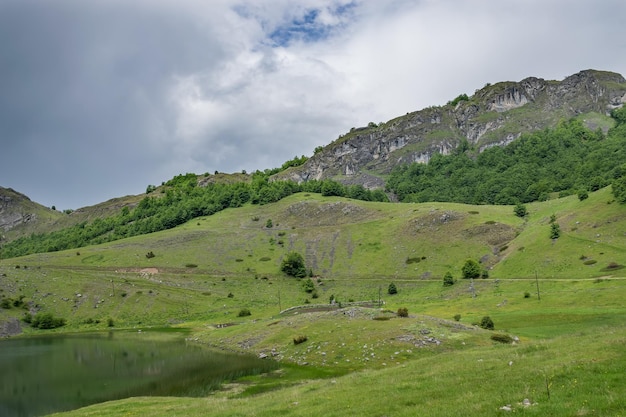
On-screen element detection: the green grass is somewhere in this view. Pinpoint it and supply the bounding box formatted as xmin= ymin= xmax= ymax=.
xmin=1 ymin=189 xmax=625 ymax=416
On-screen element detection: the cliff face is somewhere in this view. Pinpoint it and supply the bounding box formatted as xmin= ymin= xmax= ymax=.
xmin=0 ymin=187 xmax=37 ymax=232
xmin=274 ymin=70 xmax=626 ymax=188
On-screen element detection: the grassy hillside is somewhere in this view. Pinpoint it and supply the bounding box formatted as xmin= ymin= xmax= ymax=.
xmin=1 ymin=189 xmax=625 ymax=416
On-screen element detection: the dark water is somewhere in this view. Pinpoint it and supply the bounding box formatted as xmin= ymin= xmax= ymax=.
xmin=0 ymin=331 xmax=277 ymax=417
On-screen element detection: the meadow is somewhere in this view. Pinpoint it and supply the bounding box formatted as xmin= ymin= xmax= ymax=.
xmin=0 ymin=188 xmax=625 ymax=416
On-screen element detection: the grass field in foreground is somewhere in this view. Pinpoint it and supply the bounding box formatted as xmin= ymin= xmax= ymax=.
xmin=0 ymin=189 xmax=624 ymax=416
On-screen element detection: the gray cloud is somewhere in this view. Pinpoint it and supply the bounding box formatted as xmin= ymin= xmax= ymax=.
xmin=1 ymin=0 xmax=624 ymax=209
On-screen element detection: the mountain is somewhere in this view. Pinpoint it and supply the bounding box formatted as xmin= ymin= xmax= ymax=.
xmin=0 ymin=187 xmax=61 ymax=238
xmin=273 ymin=69 xmax=626 ymax=188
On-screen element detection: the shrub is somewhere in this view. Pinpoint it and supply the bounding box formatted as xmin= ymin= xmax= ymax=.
xmin=259 ymin=257 xmax=271 ymax=262
xmin=311 ymin=290 xmax=319 ymax=299
xmin=524 ymin=292 xmax=531 ymax=298
xmin=491 ymin=333 xmax=513 ymax=344
xmin=443 ymin=272 xmax=455 ymax=287
xmin=406 ymin=257 xmax=421 ymax=264
xmin=583 ymin=259 xmax=597 ymax=265
xmin=387 ymin=282 xmax=398 ymax=295
xmin=550 ymin=223 xmax=561 ymax=239
xmin=397 ymin=307 xmax=409 ymax=317
xmin=577 ymin=190 xmax=589 ymax=201
xmin=281 ymin=252 xmax=307 ymax=278
xmin=146 ymin=251 xmax=155 ymax=259
xmin=514 ymin=203 xmax=527 ymax=218
xmin=107 ymin=318 xmax=114 ymax=327
xmin=293 ymin=335 xmax=308 ymax=345
xmin=0 ymin=298 xmax=11 ymax=309
xmin=227 ymin=292 xmax=234 ymax=298
xmin=453 ymin=314 xmax=461 ymax=322
xmin=185 ymin=263 xmax=198 ymax=268
xmin=602 ymin=262 xmax=624 ymax=271
xmin=479 ymin=316 xmax=494 ymax=330
xmin=462 ymin=259 xmax=481 ymax=279
xmin=265 ymin=219 xmax=273 ymax=228
xmin=302 ymin=278 xmax=315 ymax=293
xmin=237 ymin=308 xmax=251 ymax=317
xmin=31 ymin=312 xmax=66 ymax=329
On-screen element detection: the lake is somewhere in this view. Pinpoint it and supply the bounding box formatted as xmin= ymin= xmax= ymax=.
xmin=0 ymin=330 xmax=277 ymax=417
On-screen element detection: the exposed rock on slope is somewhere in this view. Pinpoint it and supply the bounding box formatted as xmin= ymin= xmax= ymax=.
xmin=0 ymin=187 xmax=39 ymax=232
xmin=273 ymin=69 xmax=626 ymax=188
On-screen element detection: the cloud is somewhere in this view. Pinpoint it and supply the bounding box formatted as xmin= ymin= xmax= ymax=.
xmin=0 ymin=0 xmax=624 ymax=209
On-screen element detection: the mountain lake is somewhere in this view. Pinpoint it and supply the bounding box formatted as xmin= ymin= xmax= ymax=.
xmin=0 ymin=329 xmax=277 ymax=417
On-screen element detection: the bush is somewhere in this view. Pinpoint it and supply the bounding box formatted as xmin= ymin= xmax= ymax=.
xmin=443 ymin=272 xmax=455 ymax=287
xmin=491 ymin=333 xmax=513 ymax=344
xmin=107 ymin=318 xmax=114 ymax=327
xmin=461 ymin=259 xmax=481 ymax=279
xmin=265 ymin=219 xmax=273 ymax=228
xmin=227 ymin=292 xmax=234 ymax=298
xmin=0 ymin=298 xmax=11 ymax=309
xmin=453 ymin=314 xmax=461 ymax=322
xmin=237 ymin=308 xmax=251 ymax=317
xmin=550 ymin=223 xmax=561 ymax=239
xmin=31 ymin=312 xmax=66 ymax=329
xmin=524 ymin=292 xmax=531 ymax=298
xmin=514 ymin=203 xmax=527 ymax=218
xmin=397 ymin=307 xmax=409 ymax=317
xmin=577 ymin=190 xmax=589 ymax=201
xmin=479 ymin=316 xmax=494 ymax=330
xmin=281 ymin=252 xmax=307 ymax=278
xmin=302 ymin=278 xmax=315 ymax=293
xmin=293 ymin=335 xmax=308 ymax=345
xmin=146 ymin=251 xmax=155 ymax=259
xmin=387 ymin=282 xmax=398 ymax=295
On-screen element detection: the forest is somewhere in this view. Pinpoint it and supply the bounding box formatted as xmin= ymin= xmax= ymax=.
xmin=386 ymin=109 xmax=626 ymax=205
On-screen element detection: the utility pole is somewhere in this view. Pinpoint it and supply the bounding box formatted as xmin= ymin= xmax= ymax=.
xmin=535 ymin=270 xmax=541 ymax=301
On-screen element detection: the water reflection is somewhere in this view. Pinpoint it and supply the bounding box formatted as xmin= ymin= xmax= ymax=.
xmin=0 ymin=331 xmax=277 ymax=417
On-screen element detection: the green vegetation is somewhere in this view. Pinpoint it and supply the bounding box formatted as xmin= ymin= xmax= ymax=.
xmin=281 ymin=252 xmax=307 ymax=278
xmin=387 ymin=282 xmax=398 ymax=295
xmin=0 ymin=188 xmax=625 ymax=417
xmin=442 ymin=271 xmax=454 ymax=286
xmin=461 ymin=259 xmax=481 ymax=279
xmin=387 ymin=117 xmax=626 ymax=204
xmin=0 ymin=175 xmax=387 ymax=259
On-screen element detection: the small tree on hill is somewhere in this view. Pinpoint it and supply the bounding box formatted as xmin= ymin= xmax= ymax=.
xmin=479 ymin=316 xmax=494 ymax=330
xmin=443 ymin=271 xmax=455 ymax=287
xmin=462 ymin=259 xmax=481 ymax=280
xmin=281 ymin=252 xmax=307 ymax=278
xmin=388 ymin=282 xmax=398 ymax=295
xmin=514 ymin=203 xmax=527 ymax=218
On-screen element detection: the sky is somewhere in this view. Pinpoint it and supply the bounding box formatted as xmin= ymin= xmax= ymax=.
xmin=1 ymin=0 xmax=625 ymax=210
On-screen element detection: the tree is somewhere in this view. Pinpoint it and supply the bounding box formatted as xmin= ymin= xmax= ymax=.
xmin=577 ymin=190 xmax=589 ymax=201
xmin=550 ymin=223 xmax=561 ymax=239
xmin=281 ymin=252 xmax=307 ymax=278
xmin=479 ymin=316 xmax=494 ymax=330
xmin=387 ymin=282 xmax=398 ymax=295
xmin=514 ymin=203 xmax=527 ymax=218
xmin=302 ymin=278 xmax=315 ymax=293
xmin=443 ymin=271 xmax=455 ymax=287
xmin=461 ymin=259 xmax=481 ymax=279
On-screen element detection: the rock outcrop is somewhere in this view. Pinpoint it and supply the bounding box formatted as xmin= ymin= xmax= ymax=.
xmin=274 ymin=69 xmax=626 ymax=188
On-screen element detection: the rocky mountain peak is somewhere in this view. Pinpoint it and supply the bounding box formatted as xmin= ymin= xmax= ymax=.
xmin=273 ymin=69 xmax=626 ymax=188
